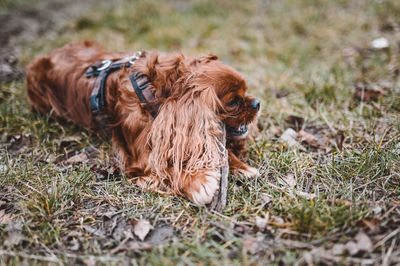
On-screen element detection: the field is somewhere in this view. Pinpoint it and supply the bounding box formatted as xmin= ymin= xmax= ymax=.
xmin=0 ymin=0 xmax=399 ymax=265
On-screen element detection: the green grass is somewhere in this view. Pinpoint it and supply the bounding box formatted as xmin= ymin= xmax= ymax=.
xmin=1 ymin=0 xmax=400 ymax=265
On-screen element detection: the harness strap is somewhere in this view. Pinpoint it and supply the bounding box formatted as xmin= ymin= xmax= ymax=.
xmin=86 ymin=53 xmax=158 ymax=134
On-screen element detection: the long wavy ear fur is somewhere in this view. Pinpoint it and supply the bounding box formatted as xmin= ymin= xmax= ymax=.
xmin=148 ymin=86 xmax=226 ymax=194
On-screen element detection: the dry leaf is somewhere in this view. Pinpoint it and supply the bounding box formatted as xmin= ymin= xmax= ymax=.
xmin=280 ymin=173 xmax=296 ymax=189
xmin=354 ymin=231 xmax=373 ymax=252
xmin=298 ymin=130 xmax=324 ymax=149
xmin=371 ymin=37 xmax=389 ymax=49
xmin=335 ymin=130 xmax=345 ymax=151
xmin=0 ymin=209 xmax=11 ymax=225
xmin=354 ymin=84 xmax=385 ymax=102
xmin=359 ymin=218 xmax=380 ymax=232
xmin=65 ymin=153 xmax=88 ymax=164
xmin=344 ymin=231 xmax=373 ymax=255
xmin=131 ymin=219 xmax=153 ymax=241
xmin=279 ymin=128 xmax=299 ymax=147
xmin=259 ymin=193 xmax=272 ymax=204
xmin=373 ymin=206 xmax=382 ymax=215
xmin=146 ymin=225 xmax=174 ymax=246
xmin=255 ymin=215 xmax=269 ymax=231
xmin=4 ymin=221 xmax=23 ymax=246
xmin=345 ymin=241 xmax=359 ymax=255
xmin=332 ymin=243 xmax=345 ymax=255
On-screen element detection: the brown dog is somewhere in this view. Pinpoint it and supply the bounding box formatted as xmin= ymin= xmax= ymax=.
xmin=26 ymin=41 xmax=260 ymax=204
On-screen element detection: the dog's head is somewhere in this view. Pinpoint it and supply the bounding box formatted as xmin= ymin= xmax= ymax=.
xmin=145 ymin=53 xmax=259 ymax=193
xmin=192 ymin=54 xmax=260 ymax=140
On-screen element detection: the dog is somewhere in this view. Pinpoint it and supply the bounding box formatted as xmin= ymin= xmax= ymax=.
xmin=26 ymin=41 xmax=260 ymax=205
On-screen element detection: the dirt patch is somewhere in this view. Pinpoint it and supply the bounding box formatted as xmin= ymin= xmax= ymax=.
xmin=0 ymin=0 xmax=100 ymax=83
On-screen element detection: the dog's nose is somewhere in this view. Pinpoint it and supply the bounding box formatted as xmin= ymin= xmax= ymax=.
xmin=250 ymin=99 xmax=260 ymax=111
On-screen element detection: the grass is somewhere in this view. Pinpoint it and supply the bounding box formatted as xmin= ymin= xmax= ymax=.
xmin=1 ymin=0 xmax=400 ymax=265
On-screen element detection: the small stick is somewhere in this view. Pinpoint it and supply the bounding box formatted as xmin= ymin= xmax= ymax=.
xmin=207 ymin=132 xmax=229 ymax=212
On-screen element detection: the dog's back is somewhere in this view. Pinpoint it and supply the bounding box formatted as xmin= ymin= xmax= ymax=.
xmin=26 ymin=41 xmax=115 ymax=128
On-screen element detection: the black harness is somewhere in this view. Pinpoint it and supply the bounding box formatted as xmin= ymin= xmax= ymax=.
xmin=86 ymin=52 xmax=157 ymax=133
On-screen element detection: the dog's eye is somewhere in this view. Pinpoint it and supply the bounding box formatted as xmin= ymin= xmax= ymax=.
xmin=227 ymin=98 xmax=239 ymax=107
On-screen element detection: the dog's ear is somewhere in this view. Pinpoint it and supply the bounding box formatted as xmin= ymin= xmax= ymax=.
xmin=193 ymin=53 xmax=218 ymax=65
xmin=147 ymin=86 xmax=226 ymax=194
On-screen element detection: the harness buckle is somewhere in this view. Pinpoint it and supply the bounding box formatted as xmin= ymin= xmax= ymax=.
xmin=97 ymin=60 xmax=112 ymax=71
xmin=128 ymin=51 xmax=142 ymax=65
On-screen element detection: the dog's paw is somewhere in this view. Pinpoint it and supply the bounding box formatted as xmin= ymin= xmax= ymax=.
xmin=238 ymin=166 xmax=258 ymax=178
xmin=185 ymin=171 xmax=220 ymax=205
xmin=135 ymin=175 xmax=160 ymax=190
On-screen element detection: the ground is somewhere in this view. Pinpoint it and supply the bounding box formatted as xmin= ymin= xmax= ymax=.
xmin=0 ymin=0 xmax=399 ymax=265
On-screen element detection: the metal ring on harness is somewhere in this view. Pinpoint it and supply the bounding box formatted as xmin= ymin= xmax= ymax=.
xmin=128 ymin=51 xmax=142 ymax=65
xmin=97 ymin=60 xmax=112 ymax=71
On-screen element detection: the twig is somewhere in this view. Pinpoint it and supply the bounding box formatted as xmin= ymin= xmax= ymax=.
xmin=374 ymin=228 xmax=400 ymax=249
xmin=382 ymin=239 xmax=397 ymax=266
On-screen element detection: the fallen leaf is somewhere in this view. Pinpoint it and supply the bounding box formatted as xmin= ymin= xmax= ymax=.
xmin=259 ymin=193 xmax=272 ymax=204
xmin=335 ymin=130 xmax=345 ymax=151
xmin=131 ymin=219 xmax=153 ymax=241
xmin=298 ymin=130 xmax=324 ymax=149
xmin=279 ymin=173 xmax=296 ymax=189
xmin=279 ymin=128 xmax=299 ymax=147
xmin=146 ymin=224 xmax=174 ymax=245
xmin=354 ymin=231 xmax=372 ymax=252
xmin=371 ymin=37 xmax=389 ymax=49
xmin=354 ymin=83 xmax=385 ymax=102
xmin=359 ymin=217 xmax=380 ymax=232
xmin=4 ymin=221 xmax=23 ymax=246
xmin=345 ymin=241 xmax=359 ymax=255
xmin=255 ymin=215 xmax=269 ymax=231
xmin=344 ymin=231 xmax=373 ymax=255
xmin=0 ymin=209 xmax=11 ymax=225
xmin=373 ymin=206 xmax=382 ymax=215
xmin=67 ymin=238 xmax=80 ymax=251
xmin=112 ymin=219 xmax=128 ymax=242
xmin=332 ymin=243 xmax=345 ymax=255
xmin=65 ymin=153 xmax=88 ymax=164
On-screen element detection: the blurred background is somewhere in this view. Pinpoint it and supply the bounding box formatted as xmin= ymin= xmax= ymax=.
xmin=1 ymin=0 xmax=400 ymax=118
xmin=1 ymin=0 xmax=399 ymax=107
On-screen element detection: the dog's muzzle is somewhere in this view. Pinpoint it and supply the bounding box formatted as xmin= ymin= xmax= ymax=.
xmin=226 ymin=125 xmax=248 ymax=137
